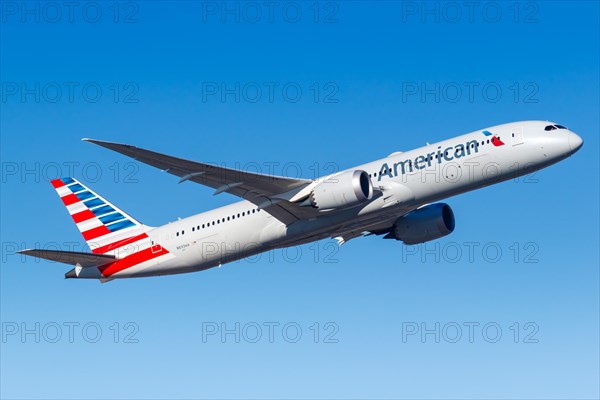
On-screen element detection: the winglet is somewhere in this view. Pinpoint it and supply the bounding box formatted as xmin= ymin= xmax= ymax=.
xmin=82 ymin=138 xmax=138 ymax=151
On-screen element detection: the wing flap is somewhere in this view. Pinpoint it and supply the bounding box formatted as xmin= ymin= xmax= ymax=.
xmin=18 ymin=249 xmax=115 ymax=267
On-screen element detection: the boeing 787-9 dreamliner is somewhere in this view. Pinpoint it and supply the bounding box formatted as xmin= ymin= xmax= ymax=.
xmin=19 ymin=121 xmax=583 ymax=282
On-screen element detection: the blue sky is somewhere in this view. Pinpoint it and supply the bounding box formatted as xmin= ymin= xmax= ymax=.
xmin=1 ymin=1 xmax=598 ymax=399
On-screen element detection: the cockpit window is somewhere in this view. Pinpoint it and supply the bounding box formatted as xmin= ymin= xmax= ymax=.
xmin=545 ymin=124 xmax=568 ymax=131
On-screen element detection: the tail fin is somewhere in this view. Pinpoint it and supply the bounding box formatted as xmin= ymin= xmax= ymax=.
xmin=50 ymin=177 xmax=150 ymax=254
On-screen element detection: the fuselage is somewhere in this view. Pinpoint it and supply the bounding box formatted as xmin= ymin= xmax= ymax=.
xmin=77 ymin=120 xmax=583 ymax=279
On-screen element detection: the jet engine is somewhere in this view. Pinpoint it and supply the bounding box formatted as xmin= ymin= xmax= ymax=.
xmin=392 ymin=203 xmax=455 ymax=244
xmin=309 ymin=170 xmax=373 ymax=211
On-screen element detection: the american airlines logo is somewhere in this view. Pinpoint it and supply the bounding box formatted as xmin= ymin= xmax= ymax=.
xmin=482 ymin=130 xmax=505 ymax=147
xmin=377 ymin=131 xmax=502 ymax=181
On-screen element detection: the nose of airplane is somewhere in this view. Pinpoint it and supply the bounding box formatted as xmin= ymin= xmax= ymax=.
xmin=568 ymin=132 xmax=584 ymax=153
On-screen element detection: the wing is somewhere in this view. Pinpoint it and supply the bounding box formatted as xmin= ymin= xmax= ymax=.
xmin=18 ymin=249 xmax=115 ymax=267
xmin=83 ymin=139 xmax=318 ymax=225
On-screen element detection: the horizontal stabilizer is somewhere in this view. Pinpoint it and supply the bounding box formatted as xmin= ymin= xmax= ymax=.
xmin=18 ymin=249 xmax=115 ymax=267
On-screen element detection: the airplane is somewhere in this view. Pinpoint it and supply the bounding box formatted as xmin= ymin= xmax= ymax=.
xmin=19 ymin=120 xmax=583 ymax=282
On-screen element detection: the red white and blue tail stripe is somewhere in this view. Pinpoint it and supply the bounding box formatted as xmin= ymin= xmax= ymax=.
xmin=50 ymin=177 xmax=150 ymax=254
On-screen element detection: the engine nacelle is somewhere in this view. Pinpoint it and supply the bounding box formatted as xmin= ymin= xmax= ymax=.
xmin=309 ymin=170 xmax=373 ymax=211
xmin=393 ymin=203 xmax=455 ymax=244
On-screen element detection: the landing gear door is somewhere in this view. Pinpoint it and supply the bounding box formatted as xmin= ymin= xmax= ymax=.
xmin=511 ymin=126 xmax=524 ymax=146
